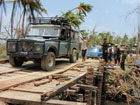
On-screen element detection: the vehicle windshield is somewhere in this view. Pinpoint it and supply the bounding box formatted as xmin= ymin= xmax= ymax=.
xmin=90 ymin=48 xmax=100 ymax=52
xmin=28 ymin=27 xmax=60 ymax=37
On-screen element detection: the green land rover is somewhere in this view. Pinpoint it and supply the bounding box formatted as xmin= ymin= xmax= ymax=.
xmin=7 ymin=17 xmax=80 ymax=71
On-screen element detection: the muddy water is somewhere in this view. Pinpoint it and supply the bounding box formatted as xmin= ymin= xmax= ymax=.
xmin=105 ymin=101 xmax=139 ymax=105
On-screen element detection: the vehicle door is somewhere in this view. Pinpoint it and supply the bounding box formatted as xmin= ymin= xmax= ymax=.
xmin=59 ymin=29 xmax=68 ymax=56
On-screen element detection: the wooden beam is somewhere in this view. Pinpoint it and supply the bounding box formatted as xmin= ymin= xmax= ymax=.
xmin=41 ymin=72 xmax=86 ymax=101
xmin=0 ymin=97 xmax=86 ymax=105
xmin=0 ymin=63 xmax=79 ymax=91
xmin=76 ymin=84 xmax=97 ymax=90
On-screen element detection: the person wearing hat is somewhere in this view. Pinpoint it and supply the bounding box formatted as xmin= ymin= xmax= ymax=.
xmin=102 ymin=38 xmax=108 ymax=63
xmin=81 ymin=36 xmax=87 ymax=62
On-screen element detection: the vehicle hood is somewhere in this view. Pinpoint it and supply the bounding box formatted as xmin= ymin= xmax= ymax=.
xmin=19 ymin=37 xmax=46 ymax=42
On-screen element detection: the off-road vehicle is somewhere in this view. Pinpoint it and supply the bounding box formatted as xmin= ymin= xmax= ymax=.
xmin=7 ymin=17 xmax=80 ymax=70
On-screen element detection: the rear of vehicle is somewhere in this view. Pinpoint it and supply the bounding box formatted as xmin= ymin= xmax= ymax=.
xmin=87 ymin=47 xmax=102 ymax=59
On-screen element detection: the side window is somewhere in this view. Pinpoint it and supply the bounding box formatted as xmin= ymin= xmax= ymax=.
xmin=71 ymin=32 xmax=79 ymax=41
xmin=75 ymin=33 xmax=79 ymax=39
xmin=60 ymin=29 xmax=67 ymax=40
xmin=71 ymin=32 xmax=74 ymax=40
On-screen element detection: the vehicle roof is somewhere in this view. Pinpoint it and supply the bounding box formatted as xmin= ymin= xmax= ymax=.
xmin=29 ymin=17 xmax=79 ymax=33
xmin=31 ymin=24 xmax=61 ymax=28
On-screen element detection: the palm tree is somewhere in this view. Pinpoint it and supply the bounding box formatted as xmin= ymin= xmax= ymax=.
xmin=0 ymin=0 xmax=47 ymax=38
xmin=62 ymin=3 xmax=93 ymax=28
xmin=20 ymin=0 xmax=47 ymax=37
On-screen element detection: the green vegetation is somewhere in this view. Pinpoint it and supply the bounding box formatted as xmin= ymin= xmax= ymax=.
xmin=0 ymin=0 xmax=47 ymax=38
xmin=80 ymin=29 xmax=137 ymax=50
xmin=62 ymin=3 xmax=93 ymax=28
xmin=0 ymin=44 xmax=8 ymax=60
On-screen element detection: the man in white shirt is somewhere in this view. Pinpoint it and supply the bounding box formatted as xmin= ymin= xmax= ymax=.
xmin=81 ymin=36 xmax=87 ymax=62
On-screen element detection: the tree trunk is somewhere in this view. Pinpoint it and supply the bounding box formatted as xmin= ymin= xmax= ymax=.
xmin=11 ymin=2 xmax=16 ymax=39
xmin=21 ymin=9 xmax=26 ymax=38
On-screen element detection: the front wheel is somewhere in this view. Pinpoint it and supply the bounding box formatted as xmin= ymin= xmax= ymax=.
xmin=41 ymin=52 xmax=56 ymax=71
xmin=70 ymin=49 xmax=77 ymax=63
xmin=9 ymin=56 xmax=23 ymax=67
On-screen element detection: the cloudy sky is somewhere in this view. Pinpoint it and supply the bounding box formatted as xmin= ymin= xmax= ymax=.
xmin=1 ymin=0 xmax=140 ymax=38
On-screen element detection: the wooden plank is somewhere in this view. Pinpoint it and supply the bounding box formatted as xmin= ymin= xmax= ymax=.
xmin=0 ymin=62 xmax=79 ymax=91
xmin=10 ymin=80 xmax=60 ymax=94
xmin=0 ymin=72 xmax=43 ymax=91
xmin=70 ymin=85 xmax=80 ymax=92
xmin=41 ymin=72 xmax=86 ymax=101
xmin=76 ymin=84 xmax=97 ymax=90
xmin=0 ymin=69 xmax=21 ymax=75
xmin=0 ymin=60 xmax=8 ymax=64
xmin=0 ymin=91 xmax=86 ymax=105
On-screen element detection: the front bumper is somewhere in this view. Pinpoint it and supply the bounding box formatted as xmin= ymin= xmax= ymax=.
xmin=7 ymin=52 xmax=43 ymax=58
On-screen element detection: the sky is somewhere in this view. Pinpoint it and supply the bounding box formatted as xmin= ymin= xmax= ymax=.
xmin=41 ymin=0 xmax=140 ymax=37
xmin=1 ymin=0 xmax=140 ymax=38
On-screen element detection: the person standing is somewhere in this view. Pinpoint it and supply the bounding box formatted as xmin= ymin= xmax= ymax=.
xmin=102 ymin=38 xmax=108 ymax=63
xmin=114 ymin=44 xmax=118 ymax=65
xmin=81 ymin=36 xmax=87 ymax=62
xmin=120 ymin=50 xmax=127 ymax=70
xmin=117 ymin=46 xmax=121 ymax=65
xmin=108 ymin=44 xmax=112 ymax=64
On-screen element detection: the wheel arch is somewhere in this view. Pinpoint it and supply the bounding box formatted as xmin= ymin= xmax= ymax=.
xmin=47 ymin=46 xmax=58 ymax=57
xmin=71 ymin=47 xmax=77 ymax=54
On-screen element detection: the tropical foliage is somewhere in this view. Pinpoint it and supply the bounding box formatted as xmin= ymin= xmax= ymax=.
xmin=0 ymin=0 xmax=47 ymax=38
xmin=80 ymin=29 xmax=137 ymax=49
xmin=62 ymin=3 xmax=93 ymax=28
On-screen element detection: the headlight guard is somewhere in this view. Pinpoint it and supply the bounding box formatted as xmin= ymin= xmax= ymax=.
xmin=7 ymin=42 xmax=17 ymax=52
xmin=33 ymin=43 xmax=44 ymax=54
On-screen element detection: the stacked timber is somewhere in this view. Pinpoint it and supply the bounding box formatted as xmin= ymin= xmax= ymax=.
xmin=85 ymin=66 xmax=94 ymax=105
xmin=96 ymin=59 xmax=104 ymax=105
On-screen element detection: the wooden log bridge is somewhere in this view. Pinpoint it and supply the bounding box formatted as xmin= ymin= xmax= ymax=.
xmin=0 ymin=59 xmax=105 ymax=105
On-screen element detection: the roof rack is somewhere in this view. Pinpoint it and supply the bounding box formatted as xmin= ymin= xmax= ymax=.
xmin=29 ymin=17 xmax=70 ymax=26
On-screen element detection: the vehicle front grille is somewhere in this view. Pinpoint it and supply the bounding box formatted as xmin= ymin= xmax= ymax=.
xmin=18 ymin=42 xmax=34 ymax=52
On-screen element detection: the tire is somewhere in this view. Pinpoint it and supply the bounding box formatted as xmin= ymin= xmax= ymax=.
xmin=70 ymin=49 xmax=77 ymax=63
xmin=41 ymin=52 xmax=56 ymax=71
xmin=9 ymin=56 xmax=23 ymax=67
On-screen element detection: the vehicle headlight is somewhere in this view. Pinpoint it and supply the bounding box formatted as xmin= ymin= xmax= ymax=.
xmin=7 ymin=42 xmax=16 ymax=52
xmin=34 ymin=43 xmax=44 ymax=53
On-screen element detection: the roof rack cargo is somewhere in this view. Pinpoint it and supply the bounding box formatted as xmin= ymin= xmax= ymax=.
xmin=29 ymin=17 xmax=70 ymax=26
